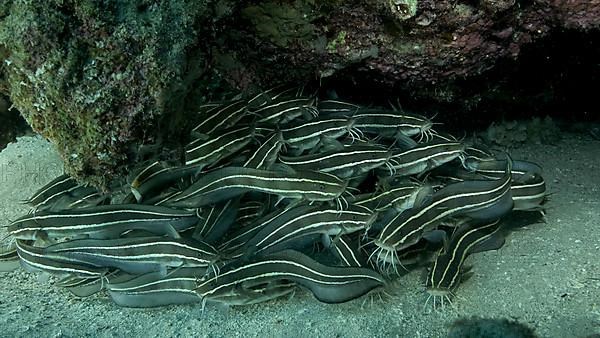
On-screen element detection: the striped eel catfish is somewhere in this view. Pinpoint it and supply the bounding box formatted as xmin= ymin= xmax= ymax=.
xmin=196 ymin=249 xmax=386 ymax=304
xmin=279 ymin=145 xmax=393 ymax=179
xmin=43 ymin=236 xmax=219 ymax=275
xmin=351 ymin=109 xmax=434 ymax=141
xmin=463 ymin=158 xmax=543 ymax=182
xmin=425 ymin=219 xmax=505 ymax=309
xmin=22 ymin=175 xmax=107 ymax=212
xmin=322 ymin=233 xmax=366 ymax=267
xmin=23 ymin=174 xmax=78 ymax=210
xmin=128 ymin=161 xmax=203 ymax=203
xmin=247 ymin=85 xmax=307 ymax=111
xmin=254 ymin=97 xmax=318 ymax=125
xmin=434 ymin=160 xmax=547 ymax=212
xmin=57 ymin=269 xmax=134 ymax=298
xmin=185 ymin=125 xmax=259 ymax=166
xmin=316 ymin=100 xmax=361 ymax=115
xmin=511 ymin=174 xmax=547 ymax=211
xmin=385 ymin=141 xmax=466 ymax=177
xmin=206 ymin=280 xmax=297 ymax=307
xmin=62 ymin=186 xmax=107 ymax=210
xmin=350 ymin=181 xmax=433 ymax=213
xmin=234 ymin=200 xmax=267 ymax=227
xmin=191 ymin=99 xmax=248 ymax=137
xmin=107 ymin=267 xmax=206 ymax=307
xmin=163 ymin=167 xmax=348 ymax=209
xmin=243 ymin=131 xmax=285 ymax=170
xmin=15 ymin=239 xmax=108 ymax=279
xmin=218 ymin=205 xmax=292 ymax=254
xmin=373 ymin=157 xmax=513 ymax=265
xmin=192 ymin=198 xmax=240 ymax=244
xmin=280 ymin=116 xmax=363 ymax=153
xmin=8 ymin=204 xmax=199 ymax=240
xmin=241 ymin=203 xmax=377 ymax=255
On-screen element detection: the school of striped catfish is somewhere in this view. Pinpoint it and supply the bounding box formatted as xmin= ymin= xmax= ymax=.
xmin=0 ymin=87 xmax=547 ymax=309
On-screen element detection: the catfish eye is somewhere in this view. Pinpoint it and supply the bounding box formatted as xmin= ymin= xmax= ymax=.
xmin=319 ymin=184 xmax=325 ymax=190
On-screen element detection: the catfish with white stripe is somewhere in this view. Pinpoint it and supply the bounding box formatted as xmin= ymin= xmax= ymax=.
xmin=107 ymin=267 xmax=206 ymax=307
xmin=196 ymin=249 xmax=386 ymax=304
xmin=206 ymin=280 xmax=297 ymax=306
xmin=23 ymin=174 xmax=78 ymax=210
xmin=425 ymin=219 xmax=505 ymax=309
xmin=185 ymin=125 xmax=259 ymax=166
xmin=463 ymin=158 xmax=543 ymax=182
xmin=243 ymin=131 xmax=285 ymax=170
xmin=373 ymin=157 xmax=513 ymax=262
xmin=352 ymin=109 xmax=434 ymax=140
xmin=163 ymin=167 xmax=348 ymax=208
xmin=44 ymin=236 xmax=219 ymax=275
xmin=511 ymin=173 xmax=547 ymax=211
xmin=384 ymin=141 xmax=466 ymax=177
xmin=8 ymin=204 xmax=199 ymax=240
xmin=432 ymin=161 xmax=547 ymax=212
xmin=350 ymin=181 xmax=433 ymax=212
xmin=191 ymin=99 xmax=248 ymax=136
xmin=234 ymin=200 xmax=267 ymax=227
xmin=241 ymin=203 xmax=376 ymax=256
xmin=280 ymin=116 xmax=362 ymax=153
xmin=255 ymin=97 xmax=317 ymax=125
xmin=61 ymin=186 xmax=108 ymax=210
xmin=322 ymin=233 xmax=366 ymax=267
xmin=218 ymin=205 xmax=291 ymax=254
xmin=317 ymin=100 xmax=360 ymax=115
xmin=192 ymin=198 xmax=240 ymax=245
xmin=15 ymin=239 xmax=108 ymax=279
xmin=279 ymin=145 xmax=393 ymax=179
xmin=247 ymin=85 xmax=306 ymax=111
xmin=57 ymin=269 xmax=134 ymax=298
xmin=128 ymin=161 xmax=203 ymax=203
xmin=25 ymin=174 xmax=105 ymax=212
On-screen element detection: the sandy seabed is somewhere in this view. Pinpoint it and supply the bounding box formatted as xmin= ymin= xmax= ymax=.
xmin=0 ymin=134 xmax=598 ymax=338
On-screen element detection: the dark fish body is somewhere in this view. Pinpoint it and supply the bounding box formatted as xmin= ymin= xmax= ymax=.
xmin=255 ymin=97 xmax=317 ymax=125
xmin=387 ymin=141 xmax=465 ymax=177
xmin=192 ymin=99 xmax=248 ymax=136
xmin=15 ymin=240 xmax=107 ymax=279
xmin=107 ymin=268 xmax=205 ymax=308
xmin=129 ymin=162 xmax=203 ymax=203
xmin=375 ymin=158 xmax=512 ymax=252
xmin=511 ymin=174 xmax=547 ymax=211
xmin=164 ymin=167 xmax=347 ymax=208
xmin=352 ymin=109 xmax=433 ymax=138
xmin=8 ymin=204 xmax=198 ymax=240
xmin=242 ymin=203 xmax=376 ymax=255
xmin=25 ymin=174 xmax=78 ymax=209
xmin=44 ymin=236 xmax=218 ymax=275
xmin=280 ymin=145 xmax=392 ymax=178
xmin=196 ymin=250 xmax=385 ymax=304
xmin=243 ymin=131 xmax=285 ymax=170
xmin=185 ymin=125 xmax=257 ymax=166
xmin=426 ymin=220 xmax=504 ymax=294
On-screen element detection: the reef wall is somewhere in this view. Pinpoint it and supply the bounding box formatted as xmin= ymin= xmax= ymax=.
xmin=0 ymin=0 xmax=598 ymax=187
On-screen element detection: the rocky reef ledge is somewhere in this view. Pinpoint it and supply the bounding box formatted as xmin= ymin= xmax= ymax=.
xmin=0 ymin=0 xmax=598 ymax=187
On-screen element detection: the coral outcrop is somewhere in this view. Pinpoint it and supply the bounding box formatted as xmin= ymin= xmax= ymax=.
xmin=0 ymin=0 xmax=598 ymax=186
xmin=0 ymin=0 xmax=215 ymax=187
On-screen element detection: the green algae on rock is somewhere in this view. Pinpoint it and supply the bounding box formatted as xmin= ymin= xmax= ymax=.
xmin=0 ymin=0 xmax=213 ymax=188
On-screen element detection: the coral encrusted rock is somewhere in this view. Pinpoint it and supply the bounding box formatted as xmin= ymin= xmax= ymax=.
xmin=0 ymin=0 xmax=214 ymax=188
xmin=0 ymin=0 xmax=598 ymax=187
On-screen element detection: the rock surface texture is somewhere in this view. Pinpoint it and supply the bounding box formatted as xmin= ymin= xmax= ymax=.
xmin=0 ymin=0 xmax=598 ymax=187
